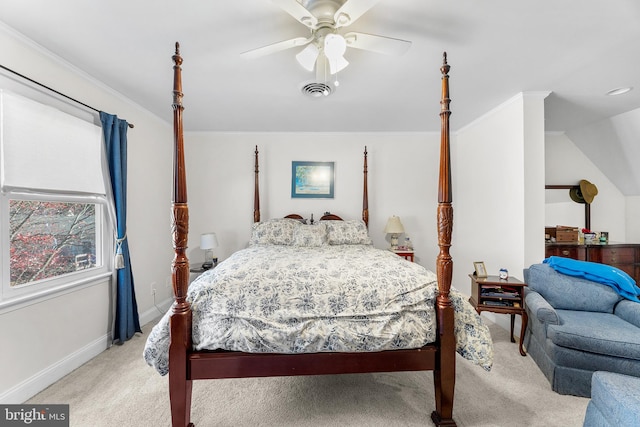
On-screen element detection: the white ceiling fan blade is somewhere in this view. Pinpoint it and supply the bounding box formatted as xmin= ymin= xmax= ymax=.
xmin=241 ymin=37 xmax=312 ymax=59
xmin=270 ymin=0 xmax=318 ymax=28
xmin=296 ymin=44 xmax=319 ymax=71
xmin=314 ymin=51 xmax=348 ymax=81
xmin=334 ymin=0 xmax=381 ymax=28
xmin=344 ymin=32 xmax=411 ymax=55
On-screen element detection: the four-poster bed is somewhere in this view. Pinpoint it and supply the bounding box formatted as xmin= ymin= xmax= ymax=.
xmin=143 ymin=43 xmax=493 ymax=427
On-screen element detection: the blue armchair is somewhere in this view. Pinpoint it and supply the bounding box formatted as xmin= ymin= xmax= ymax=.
xmin=523 ymin=262 xmax=640 ymax=397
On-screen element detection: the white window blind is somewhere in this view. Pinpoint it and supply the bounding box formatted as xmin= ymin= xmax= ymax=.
xmin=0 ymin=90 xmax=105 ymax=195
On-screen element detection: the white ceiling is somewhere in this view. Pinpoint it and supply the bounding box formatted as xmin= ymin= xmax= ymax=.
xmin=2 ymin=0 xmax=640 ymax=190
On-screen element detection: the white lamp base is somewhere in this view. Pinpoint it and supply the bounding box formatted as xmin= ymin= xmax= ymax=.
xmin=203 ymin=249 xmax=214 ymax=269
xmin=390 ymin=234 xmax=399 ymax=250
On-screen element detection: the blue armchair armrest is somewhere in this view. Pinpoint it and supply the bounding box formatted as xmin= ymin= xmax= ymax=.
xmin=615 ymin=300 xmax=640 ymax=328
xmin=525 ymin=290 xmax=559 ymax=325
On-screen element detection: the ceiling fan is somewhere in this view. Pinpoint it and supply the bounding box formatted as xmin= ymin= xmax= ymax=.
xmin=241 ymin=0 xmax=411 ymax=87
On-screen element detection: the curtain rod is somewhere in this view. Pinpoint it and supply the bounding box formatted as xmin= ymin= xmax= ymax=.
xmin=0 ymin=63 xmax=134 ymax=128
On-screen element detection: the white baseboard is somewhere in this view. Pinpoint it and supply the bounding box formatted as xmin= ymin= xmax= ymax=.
xmin=0 ymin=334 xmax=109 ymax=404
xmin=1 ymin=298 xmax=176 ymax=404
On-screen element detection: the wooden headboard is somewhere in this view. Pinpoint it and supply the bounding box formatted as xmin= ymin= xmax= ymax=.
xmin=284 ymin=213 xmax=344 ymax=224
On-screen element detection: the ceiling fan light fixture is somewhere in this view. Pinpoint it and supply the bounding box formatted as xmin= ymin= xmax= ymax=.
xmin=296 ymin=44 xmax=319 ymax=71
xmin=328 ymin=54 xmax=349 ymax=75
xmin=324 ymin=34 xmax=347 ymax=59
xmin=323 ymin=33 xmax=348 ymax=74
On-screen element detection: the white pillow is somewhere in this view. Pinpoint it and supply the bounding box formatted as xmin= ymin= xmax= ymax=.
xmin=292 ymin=223 xmax=328 ymax=247
xmin=323 ymin=220 xmax=372 ymax=245
xmin=249 ymin=218 xmax=301 ymax=246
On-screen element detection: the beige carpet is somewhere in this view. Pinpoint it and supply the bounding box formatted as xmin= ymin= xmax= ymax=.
xmin=28 ymin=321 xmax=589 ymax=426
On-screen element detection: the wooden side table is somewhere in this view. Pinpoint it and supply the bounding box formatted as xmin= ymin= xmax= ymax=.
xmin=468 ymin=274 xmax=528 ymax=356
xmin=190 ymin=262 xmax=206 ymax=274
xmin=392 ymin=250 xmax=414 ymax=262
xmin=189 ymin=261 xmax=217 ymax=283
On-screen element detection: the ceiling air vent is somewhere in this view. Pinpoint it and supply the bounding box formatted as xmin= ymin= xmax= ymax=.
xmin=301 ymin=82 xmax=332 ymax=98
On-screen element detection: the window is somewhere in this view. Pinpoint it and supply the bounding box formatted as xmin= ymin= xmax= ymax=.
xmin=9 ymin=199 xmax=100 ymax=286
xmin=1 ymin=90 xmax=112 ymax=306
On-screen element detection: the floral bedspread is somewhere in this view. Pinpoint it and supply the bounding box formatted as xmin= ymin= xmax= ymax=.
xmin=143 ymin=245 xmax=493 ymax=375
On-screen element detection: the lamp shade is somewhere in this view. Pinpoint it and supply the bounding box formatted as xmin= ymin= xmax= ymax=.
xmin=384 ymin=216 xmax=405 ymax=234
xmin=200 ymin=233 xmax=218 ymax=250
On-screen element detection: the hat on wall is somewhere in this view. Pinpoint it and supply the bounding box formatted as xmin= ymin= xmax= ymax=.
xmin=569 ymin=179 xmax=598 ymax=204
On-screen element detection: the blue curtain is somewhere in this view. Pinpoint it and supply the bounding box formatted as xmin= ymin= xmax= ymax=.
xmin=100 ymin=112 xmax=141 ymax=343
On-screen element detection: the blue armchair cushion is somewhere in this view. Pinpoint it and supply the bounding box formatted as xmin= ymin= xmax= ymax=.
xmin=548 ymin=310 xmax=640 ymax=360
xmin=526 ymin=264 xmax=622 ymax=312
xmin=615 ymin=300 xmax=640 ymax=328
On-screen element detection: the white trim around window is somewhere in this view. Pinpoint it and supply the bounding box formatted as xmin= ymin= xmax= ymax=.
xmin=0 ymin=191 xmax=113 ymax=312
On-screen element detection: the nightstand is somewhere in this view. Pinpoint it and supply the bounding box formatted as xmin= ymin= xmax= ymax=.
xmin=392 ymin=250 xmax=414 ymax=262
xmin=190 ymin=262 xmax=209 ymax=274
xmin=468 ymin=274 xmax=528 ymax=356
xmin=189 ymin=261 xmax=217 ymax=283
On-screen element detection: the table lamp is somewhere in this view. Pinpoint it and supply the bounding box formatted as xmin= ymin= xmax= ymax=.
xmin=200 ymin=232 xmax=218 ymax=269
xmin=384 ymin=216 xmax=405 ymax=250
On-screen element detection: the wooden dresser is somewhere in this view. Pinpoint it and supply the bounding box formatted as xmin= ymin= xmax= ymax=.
xmin=545 ymin=243 xmax=640 ymax=284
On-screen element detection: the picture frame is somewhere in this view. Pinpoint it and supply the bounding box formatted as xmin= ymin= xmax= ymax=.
xmin=291 ymin=161 xmax=335 ymax=198
xmin=473 ymin=261 xmax=488 ymax=278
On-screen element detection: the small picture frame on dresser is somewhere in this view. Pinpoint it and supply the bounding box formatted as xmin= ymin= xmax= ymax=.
xmin=473 ymin=261 xmax=487 ymax=278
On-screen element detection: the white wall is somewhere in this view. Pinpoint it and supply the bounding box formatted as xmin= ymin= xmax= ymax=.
xmin=0 ymin=25 xmax=173 ymax=403
xmin=453 ymin=93 xmax=546 ymax=330
xmin=545 ymin=133 xmax=627 ymax=242
xmin=522 ymin=93 xmax=549 ymax=266
xmin=184 ymin=132 xmax=443 ymax=272
xmin=454 ymin=94 xmax=546 ymax=294
xmin=628 ymin=196 xmax=640 ymax=242
xmin=564 ymin=108 xmax=640 ymax=197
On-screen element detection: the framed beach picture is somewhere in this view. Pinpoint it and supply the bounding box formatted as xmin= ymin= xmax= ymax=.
xmin=291 ymin=161 xmax=335 ymax=198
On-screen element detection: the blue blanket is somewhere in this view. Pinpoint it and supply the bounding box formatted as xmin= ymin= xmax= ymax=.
xmin=544 ymin=256 xmax=640 ymax=303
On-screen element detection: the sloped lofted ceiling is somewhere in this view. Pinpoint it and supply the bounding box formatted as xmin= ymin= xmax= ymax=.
xmin=566 ymin=108 xmax=640 ymax=196
xmin=1 ymin=0 xmax=640 ymax=194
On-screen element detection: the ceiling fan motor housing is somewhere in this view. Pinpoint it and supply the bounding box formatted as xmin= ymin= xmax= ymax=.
xmin=301 ymin=0 xmax=348 ymax=26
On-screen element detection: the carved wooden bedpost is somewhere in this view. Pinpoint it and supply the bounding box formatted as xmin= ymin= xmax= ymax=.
xmin=168 ymin=42 xmax=194 ymax=427
xmin=431 ymin=52 xmax=457 ymax=427
xmin=362 ymin=147 xmax=369 ymax=227
xmin=254 ymin=146 xmax=260 ymax=223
